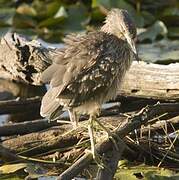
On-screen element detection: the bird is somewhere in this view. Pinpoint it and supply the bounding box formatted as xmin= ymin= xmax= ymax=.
xmin=40 ymin=8 xmax=138 ymax=159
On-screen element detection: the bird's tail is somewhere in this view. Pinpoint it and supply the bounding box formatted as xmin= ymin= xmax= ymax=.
xmin=49 ymin=105 xmax=64 ymax=120
xmin=40 ymin=87 xmax=64 ymax=121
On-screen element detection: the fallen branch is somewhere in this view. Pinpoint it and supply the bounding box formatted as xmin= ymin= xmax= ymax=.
xmin=96 ymin=140 xmax=126 ymax=180
xmin=2 ymin=102 xmax=179 ymax=155
xmin=1 ymin=116 xmax=125 ymax=156
xmin=0 ymin=145 xmax=22 ymax=163
xmin=135 ymin=115 xmax=179 ymax=136
xmin=0 ymin=119 xmax=59 ymax=136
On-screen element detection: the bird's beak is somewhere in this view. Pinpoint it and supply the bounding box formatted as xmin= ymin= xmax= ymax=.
xmin=125 ymin=34 xmax=140 ymax=61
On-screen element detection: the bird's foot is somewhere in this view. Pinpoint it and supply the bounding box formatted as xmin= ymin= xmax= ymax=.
xmin=85 ymin=149 xmax=105 ymax=169
xmin=94 ymin=119 xmax=121 ymax=151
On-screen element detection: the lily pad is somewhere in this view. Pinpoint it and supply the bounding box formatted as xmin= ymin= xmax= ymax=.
xmin=16 ymin=3 xmax=37 ymax=17
xmin=0 ymin=163 xmax=28 ymax=174
xmin=38 ymin=6 xmax=67 ymax=28
xmin=115 ymin=164 xmax=177 ymax=180
xmin=0 ymin=163 xmax=48 ymax=179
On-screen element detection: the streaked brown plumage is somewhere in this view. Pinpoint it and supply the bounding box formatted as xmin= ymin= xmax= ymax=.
xmin=40 ymin=8 xmax=138 ymax=158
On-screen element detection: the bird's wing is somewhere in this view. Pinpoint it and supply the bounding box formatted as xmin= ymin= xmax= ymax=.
xmin=41 ymin=32 xmax=126 ymax=116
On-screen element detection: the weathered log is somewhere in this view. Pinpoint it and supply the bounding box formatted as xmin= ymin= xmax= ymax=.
xmin=1 ymin=116 xmax=125 ymax=156
xmin=0 ymin=145 xmax=22 ymax=163
xmin=0 ymin=33 xmax=50 ymax=85
xmin=120 ymin=61 xmax=179 ymax=100
xmin=1 ymin=102 xmax=179 ymax=179
xmin=0 ymin=104 xmax=119 ymax=136
xmin=0 ymin=119 xmax=59 ymax=136
xmin=2 ymin=123 xmax=83 ymax=156
xmin=0 ymin=79 xmax=46 ymax=101
xmin=0 ymin=96 xmax=41 ymax=115
xmin=0 ymin=78 xmax=46 ymax=123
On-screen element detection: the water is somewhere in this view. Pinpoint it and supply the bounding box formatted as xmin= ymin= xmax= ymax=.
xmin=38 ymin=39 xmax=64 ymax=49
xmin=0 ymin=115 xmax=9 ymax=126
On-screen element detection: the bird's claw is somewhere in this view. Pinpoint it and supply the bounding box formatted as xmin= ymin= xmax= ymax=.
xmin=85 ymin=149 xmax=105 ymax=169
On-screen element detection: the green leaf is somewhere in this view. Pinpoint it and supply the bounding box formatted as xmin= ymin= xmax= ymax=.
xmin=54 ymin=6 xmax=68 ymax=19
xmin=45 ymin=1 xmax=61 ymax=18
xmin=38 ymin=6 xmax=67 ymax=28
xmin=141 ymin=11 xmax=155 ymax=26
xmin=111 ymin=0 xmax=136 ymax=14
xmin=92 ymin=0 xmax=110 ymax=8
xmin=161 ymin=7 xmax=179 ymax=17
xmin=62 ymin=3 xmax=90 ymax=33
xmin=0 ymin=174 xmax=24 ymax=180
xmin=38 ymin=16 xmax=65 ymax=28
xmin=134 ymin=13 xmax=145 ymax=28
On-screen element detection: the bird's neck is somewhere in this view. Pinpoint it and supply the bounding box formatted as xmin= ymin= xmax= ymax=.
xmin=100 ymin=23 xmax=124 ymax=40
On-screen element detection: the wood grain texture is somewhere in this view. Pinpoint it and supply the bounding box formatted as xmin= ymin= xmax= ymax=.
xmin=120 ymin=61 xmax=179 ymax=100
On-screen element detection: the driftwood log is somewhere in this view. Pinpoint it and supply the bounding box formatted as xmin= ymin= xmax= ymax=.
xmin=121 ymin=61 xmax=179 ymax=100
xmin=0 ymin=33 xmax=50 ymax=85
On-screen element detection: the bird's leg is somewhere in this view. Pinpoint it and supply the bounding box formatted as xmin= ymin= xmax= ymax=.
xmin=88 ymin=115 xmax=96 ymax=159
xmin=94 ymin=119 xmax=120 ymax=151
xmin=68 ymin=109 xmax=79 ymax=129
xmin=87 ymin=116 xmax=108 ymax=169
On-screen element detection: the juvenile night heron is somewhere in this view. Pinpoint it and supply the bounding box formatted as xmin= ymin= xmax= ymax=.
xmin=40 ymin=9 xmax=138 ymax=159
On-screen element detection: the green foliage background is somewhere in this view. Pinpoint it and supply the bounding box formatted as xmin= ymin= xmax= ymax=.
xmin=0 ymin=0 xmax=179 ymax=42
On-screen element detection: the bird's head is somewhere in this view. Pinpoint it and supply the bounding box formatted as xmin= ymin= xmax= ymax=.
xmin=101 ymin=9 xmax=139 ymax=61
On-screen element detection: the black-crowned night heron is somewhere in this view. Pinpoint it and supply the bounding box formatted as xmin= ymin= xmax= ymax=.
xmin=40 ymin=9 xmax=138 ymax=159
